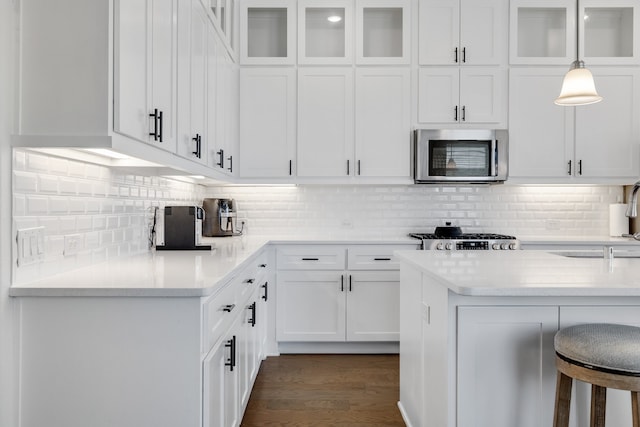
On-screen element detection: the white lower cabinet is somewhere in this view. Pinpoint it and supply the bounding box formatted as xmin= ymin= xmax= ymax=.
xmin=17 ymin=248 xmax=271 ymax=427
xmin=457 ymin=306 xmax=558 ymax=427
xmin=276 ymin=244 xmax=416 ymax=343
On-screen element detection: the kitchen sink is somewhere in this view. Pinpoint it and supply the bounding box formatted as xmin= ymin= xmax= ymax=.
xmin=550 ymin=250 xmax=640 ymax=259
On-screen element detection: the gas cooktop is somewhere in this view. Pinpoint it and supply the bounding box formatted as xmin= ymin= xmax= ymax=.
xmin=409 ymin=232 xmax=519 ymax=251
xmin=409 ymin=232 xmax=517 ymax=240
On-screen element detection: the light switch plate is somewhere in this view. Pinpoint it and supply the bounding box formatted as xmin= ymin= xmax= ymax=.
xmin=16 ymin=227 xmax=45 ymax=266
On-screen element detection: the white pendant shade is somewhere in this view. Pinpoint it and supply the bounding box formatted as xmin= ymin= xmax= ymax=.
xmin=555 ymin=61 xmax=603 ymax=106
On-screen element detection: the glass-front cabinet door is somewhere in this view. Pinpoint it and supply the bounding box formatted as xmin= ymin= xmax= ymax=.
xmin=510 ymin=0 xmax=639 ymax=65
xmin=355 ymin=0 xmax=410 ymax=64
xmin=298 ymin=0 xmax=354 ymax=64
xmin=580 ymin=0 xmax=639 ymax=65
xmin=509 ymin=0 xmax=576 ymax=64
xmin=240 ymin=0 xmax=296 ymax=64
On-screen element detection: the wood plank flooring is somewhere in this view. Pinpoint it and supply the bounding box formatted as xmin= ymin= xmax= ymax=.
xmin=241 ymin=354 xmax=405 ymax=427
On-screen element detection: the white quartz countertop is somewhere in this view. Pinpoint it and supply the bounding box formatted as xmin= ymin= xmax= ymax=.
xmin=396 ymin=250 xmax=640 ymax=297
xmin=9 ymin=237 xmax=271 ymax=297
xmin=9 ymin=237 xmax=419 ymax=297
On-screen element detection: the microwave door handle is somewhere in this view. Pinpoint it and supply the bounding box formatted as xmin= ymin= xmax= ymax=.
xmin=492 ymin=139 xmax=498 ymax=177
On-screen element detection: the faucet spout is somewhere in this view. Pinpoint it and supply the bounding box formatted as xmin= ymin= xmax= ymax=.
xmin=626 ymin=180 xmax=640 ymax=218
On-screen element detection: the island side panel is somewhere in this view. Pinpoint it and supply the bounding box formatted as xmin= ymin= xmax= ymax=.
xmin=18 ymin=297 xmax=202 ymax=427
xmin=399 ymin=262 xmax=452 ymax=427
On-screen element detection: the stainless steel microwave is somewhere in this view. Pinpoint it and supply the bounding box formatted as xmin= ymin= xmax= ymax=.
xmin=414 ymin=129 xmax=508 ymax=184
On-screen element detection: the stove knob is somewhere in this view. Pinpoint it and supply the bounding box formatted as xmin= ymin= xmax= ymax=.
xmin=436 ymin=243 xmax=444 ymax=250
xmin=445 ymin=243 xmax=453 ymax=250
xmin=492 ymin=243 xmax=501 ymax=250
xmin=509 ymin=243 xmax=518 ymax=250
xmin=501 ymin=243 xmax=509 ymax=250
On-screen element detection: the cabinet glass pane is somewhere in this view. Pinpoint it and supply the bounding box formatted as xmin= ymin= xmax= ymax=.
xmin=584 ymin=7 xmax=633 ymax=58
xmin=305 ymin=7 xmax=345 ymax=57
xmin=517 ymin=8 xmax=567 ymax=57
xmin=248 ymin=8 xmax=288 ymax=57
xmin=363 ymin=7 xmax=402 ymax=57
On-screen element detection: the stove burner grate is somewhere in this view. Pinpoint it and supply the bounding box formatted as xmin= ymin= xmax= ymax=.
xmin=409 ymin=233 xmax=517 ymax=240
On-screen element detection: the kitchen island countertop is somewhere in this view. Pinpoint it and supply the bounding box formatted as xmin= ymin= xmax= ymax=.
xmin=395 ymin=249 xmax=640 ymax=297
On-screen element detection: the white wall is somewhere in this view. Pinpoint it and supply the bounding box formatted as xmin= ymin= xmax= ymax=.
xmin=1 ymin=0 xmax=18 ymax=426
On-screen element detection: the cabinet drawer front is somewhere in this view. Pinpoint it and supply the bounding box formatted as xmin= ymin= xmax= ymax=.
xmin=347 ymin=245 xmax=418 ymax=270
xmin=203 ymin=283 xmax=239 ymax=352
xmin=277 ymin=246 xmax=346 ymax=270
xmin=238 ymin=252 xmax=270 ymax=299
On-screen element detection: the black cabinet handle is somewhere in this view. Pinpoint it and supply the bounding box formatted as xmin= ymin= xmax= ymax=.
xmin=227 ymin=155 xmax=233 ymax=173
xmin=246 ymin=278 xmax=255 ymax=284
xmin=349 ymin=275 xmax=352 ymax=292
xmin=157 ymin=110 xmax=163 ymax=142
xmin=578 ymin=160 xmax=583 ymax=175
xmin=357 ymin=160 xmax=361 ymax=176
xmin=149 ymin=109 xmax=160 ymax=141
xmin=192 ymin=134 xmax=201 ymax=158
xmin=462 ymin=47 xmax=466 ymax=63
xmin=259 ymin=264 xmax=267 ymax=268
xmin=248 ymin=302 xmax=256 ymax=327
xmin=567 ymin=160 xmax=572 ymax=175
xmin=216 ymin=149 xmax=224 ymax=168
xmin=261 ymin=282 xmax=268 ymax=301
xmin=374 ymin=257 xmax=391 ymax=261
xmin=454 ymin=105 xmax=458 ymax=121
xmin=222 ymin=304 xmax=235 ymax=313
xmin=347 ymin=159 xmax=350 ymax=176
xmin=301 ymin=257 xmax=319 ymax=261
xmin=341 ymin=275 xmax=344 ymax=292
xmin=454 ymin=47 xmax=458 ymax=63
xmin=225 ymin=335 xmax=236 ymax=371
xmin=289 ymin=160 xmax=292 ymax=176
xmin=461 ymin=105 xmax=466 ymax=122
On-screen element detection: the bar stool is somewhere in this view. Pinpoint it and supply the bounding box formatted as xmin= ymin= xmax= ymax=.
xmin=553 ymin=323 xmax=640 ymax=427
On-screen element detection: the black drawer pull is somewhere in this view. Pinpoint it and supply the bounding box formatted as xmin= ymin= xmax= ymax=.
xmin=301 ymin=257 xmax=319 ymax=261
xmin=374 ymin=257 xmax=391 ymax=261
xmin=248 ymin=302 xmax=256 ymax=327
xmin=225 ymin=335 xmax=236 ymax=371
xmin=259 ymin=264 xmax=267 ymax=268
xmin=261 ymin=282 xmax=268 ymax=301
xmin=246 ymin=278 xmax=255 ymax=284
xmin=222 ymin=304 xmax=235 ymax=313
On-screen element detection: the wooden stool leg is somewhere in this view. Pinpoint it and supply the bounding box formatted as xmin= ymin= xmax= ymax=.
xmin=632 ymin=391 xmax=640 ymax=427
xmin=554 ymin=372 xmax=573 ymax=427
xmin=590 ymin=385 xmax=606 ymax=427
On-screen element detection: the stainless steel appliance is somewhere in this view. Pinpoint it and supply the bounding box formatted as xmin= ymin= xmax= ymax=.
xmin=409 ymin=224 xmax=518 ymax=251
xmin=157 ymin=206 xmax=211 ymax=250
xmin=414 ymin=129 xmax=508 ymax=183
xmin=202 ymin=198 xmax=241 ymax=237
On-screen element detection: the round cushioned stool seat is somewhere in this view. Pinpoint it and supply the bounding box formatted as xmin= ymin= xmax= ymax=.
xmin=555 ymin=323 xmax=640 ymax=375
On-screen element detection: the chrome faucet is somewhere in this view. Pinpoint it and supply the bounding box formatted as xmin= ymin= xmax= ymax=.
xmin=626 ymin=180 xmax=640 ymax=218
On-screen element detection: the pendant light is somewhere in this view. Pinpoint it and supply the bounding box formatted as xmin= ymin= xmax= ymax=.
xmin=554 ymin=0 xmax=602 ymax=106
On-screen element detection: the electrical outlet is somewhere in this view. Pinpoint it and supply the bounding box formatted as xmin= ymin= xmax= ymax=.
xmin=64 ymin=234 xmax=83 ymax=256
xmin=16 ymin=227 xmax=45 ymax=266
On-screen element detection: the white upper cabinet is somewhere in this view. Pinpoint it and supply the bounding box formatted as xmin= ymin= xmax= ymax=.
xmin=511 ymin=0 xmax=640 ymax=65
xmin=418 ymin=67 xmax=507 ymax=125
xmin=509 ymin=67 xmax=640 ymax=183
xmin=580 ymin=0 xmax=640 ymax=65
xmin=419 ymin=0 xmax=508 ymax=65
xmin=355 ymin=68 xmax=411 ymax=178
xmin=298 ymin=0 xmax=354 ymax=64
xmin=176 ymin=0 xmax=209 ymax=165
xmin=240 ymin=0 xmax=296 ymax=65
xmin=114 ymin=0 xmax=178 ymax=152
xmin=206 ymin=0 xmax=238 ymax=56
xmin=239 ymin=68 xmax=297 ymax=179
xmin=509 ymin=0 xmax=576 ymax=65
xmin=297 ymin=68 xmax=354 ymax=177
xmin=355 ymin=0 xmax=411 ymax=64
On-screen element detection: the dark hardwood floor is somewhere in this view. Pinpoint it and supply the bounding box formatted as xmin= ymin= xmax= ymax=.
xmin=241 ymin=354 xmax=405 ymax=427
